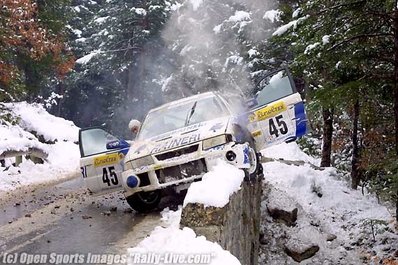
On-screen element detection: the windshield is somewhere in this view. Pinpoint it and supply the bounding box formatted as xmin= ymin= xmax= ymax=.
xmin=138 ymin=95 xmax=229 ymax=140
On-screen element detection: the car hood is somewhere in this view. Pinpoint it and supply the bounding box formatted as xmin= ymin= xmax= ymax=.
xmin=126 ymin=117 xmax=231 ymax=161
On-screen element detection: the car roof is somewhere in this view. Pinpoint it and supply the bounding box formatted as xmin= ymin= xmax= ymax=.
xmin=148 ymin=91 xmax=219 ymax=113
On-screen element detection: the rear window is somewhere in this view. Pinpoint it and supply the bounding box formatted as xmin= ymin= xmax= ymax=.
xmin=255 ymin=69 xmax=295 ymax=107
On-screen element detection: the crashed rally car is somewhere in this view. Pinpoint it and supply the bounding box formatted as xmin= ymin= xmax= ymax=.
xmin=78 ymin=68 xmax=307 ymax=212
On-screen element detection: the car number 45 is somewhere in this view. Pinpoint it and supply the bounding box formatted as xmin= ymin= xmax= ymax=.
xmin=102 ymin=166 xmax=119 ymax=186
xmin=269 ymin=114 xmax=288 ymax=137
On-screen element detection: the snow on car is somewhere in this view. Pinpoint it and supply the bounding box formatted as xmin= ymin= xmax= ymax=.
xmin=78 ymin=68 xmax=307 ymax=212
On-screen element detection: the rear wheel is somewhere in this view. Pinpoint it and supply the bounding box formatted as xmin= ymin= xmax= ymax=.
xmin=126 ymin=190 xmax=161 ymax=213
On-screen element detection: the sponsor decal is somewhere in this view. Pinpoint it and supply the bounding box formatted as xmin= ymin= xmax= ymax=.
xmin=150 ymin=123 xmax=205 ymax=141
xmin=249 ymin=101 xmax=287 ymax=122
xmin=209 ymin=122 xmax=224 ymax=131
xmin=94 ymin=153 xmax=119 ymax=167
xmin=252 ymin=130 xmax=262 ymax=137
xmin=150 ymin=133 xmax=201 ymax=154
xmin=207 ymin=145 xmax=225 ymax=152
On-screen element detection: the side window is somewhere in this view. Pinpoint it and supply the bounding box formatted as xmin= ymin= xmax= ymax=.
xmin=255 ymin=69 xmax=295 ymax=107
xmin=79 ymin=128 xmax=118 ymax=157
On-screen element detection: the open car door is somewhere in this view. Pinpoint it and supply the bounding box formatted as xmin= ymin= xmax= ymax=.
xmin=247 ymin=68 xmax=307 ymax=151
xmin=79 ymin=127 xmax=130 ymax=195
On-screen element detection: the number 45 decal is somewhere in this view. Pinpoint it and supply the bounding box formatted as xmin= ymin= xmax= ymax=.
xmin=103 ymin=166 xmax=119 ymax=186
xmin=269 ymin=115 xmax=288 ymax=137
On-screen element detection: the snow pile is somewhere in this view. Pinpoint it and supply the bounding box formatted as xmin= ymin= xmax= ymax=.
xmin=76 ymin=50 xmax=101 ymax=65
xmin=262 ymin=141 xmax=320 ymax=165
xmin=227 ymin=11 xmax=251 ymax=23
xmin=0 ymin=123 xmax=48 ymax=155
xmin=263 ymin=10 xmax=281 ymax=23
xmin=0 ymin=102 xmax=80 ymax=192
xmin=127 ymin=208 xmax=240 ymax=265
xmin=4 ymin=102 xmax=79 ymax=142
xmin=261 ymin=142 xmax=397 ymax=262
xmin=183 ymin=160 xmax=245 ymax=208
xmin=272 ymin=16 xmax=308 ymax=36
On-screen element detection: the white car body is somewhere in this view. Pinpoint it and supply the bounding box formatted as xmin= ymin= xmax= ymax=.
xmin=121 ymin=92 xmax=254 ymax=197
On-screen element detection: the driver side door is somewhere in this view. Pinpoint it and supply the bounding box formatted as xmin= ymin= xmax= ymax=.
xmin=79 ymin=127 xmax=130 ymax=195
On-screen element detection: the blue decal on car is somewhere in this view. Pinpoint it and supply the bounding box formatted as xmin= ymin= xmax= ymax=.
xmin=243 ymin=146 xmax=249 ymax=164
xmin=294 ymin=102 xmax=307 ymax=138
xmin=120 ymin=148 xmax=129 ymax=156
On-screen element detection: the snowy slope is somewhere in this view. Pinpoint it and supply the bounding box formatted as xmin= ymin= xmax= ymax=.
xmin=260 ymin=142 xmax=398 ymax=264
xmin=0 ymin=102 xmax=80 ymax=192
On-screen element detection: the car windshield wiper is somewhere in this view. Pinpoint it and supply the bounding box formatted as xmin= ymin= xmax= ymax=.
xmin=185 ymin=101 xmax=197 ymax=126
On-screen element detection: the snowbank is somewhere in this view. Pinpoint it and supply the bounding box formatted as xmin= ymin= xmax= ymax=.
xmin=4 ymin=102 xmax=79 ymax=142
xmin=0 ymin=102 xmax=80 ymax=192
xmin=127 ymin=208 xmax=240 ymax=265
xmin=261 ymin=142 xmax=397 ymax=261
xmin=262 ymin=141 xmax=320 ymax=165
xmin=0 ymin=124 xmax=48 ymax=155
xmin=183 ymin=160 xmax=245 ymax=208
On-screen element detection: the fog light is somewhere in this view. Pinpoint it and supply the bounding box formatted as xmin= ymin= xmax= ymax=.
xmin=126 ymin=176 xmax=139 ymax=188
xmin=226 ymin=151 xmax=236 ymax=161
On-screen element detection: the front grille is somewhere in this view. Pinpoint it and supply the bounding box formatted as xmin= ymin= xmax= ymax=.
xmin=156 ymin=159 xmax=207 ymax=184
xmin=155 ymin=144 xmax=199 ymax=161
xmin=137 ymin=172 xmax=150 ymax=187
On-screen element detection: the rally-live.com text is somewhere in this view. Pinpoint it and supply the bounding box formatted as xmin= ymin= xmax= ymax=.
xmin=1 ymin=252 xmax=215 ymax=265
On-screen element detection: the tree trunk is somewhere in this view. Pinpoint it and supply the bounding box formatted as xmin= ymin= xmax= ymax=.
xmin=393 ymin=1 xmax=398 ymax=222
xmin=351 ymin=100 xmax=361 ymax=189
xmin=320 ymin=108 xmax=334 ymax=167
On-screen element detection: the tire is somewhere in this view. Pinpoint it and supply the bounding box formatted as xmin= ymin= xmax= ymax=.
xmin=125 ymin=190 xmax=161 ymax=213
xmin=244 ymin=144 xmax=261 ymax=181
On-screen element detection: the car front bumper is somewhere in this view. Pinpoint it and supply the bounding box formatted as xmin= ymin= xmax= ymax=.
xmin=121 ymin=142 xmax=250 ymax=197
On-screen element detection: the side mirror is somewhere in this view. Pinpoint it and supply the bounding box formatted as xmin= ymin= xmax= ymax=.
xmin=106 ymin=139 xmax=130 ymax=150
xmin=246 ymin=98 xmax=258 ymax=109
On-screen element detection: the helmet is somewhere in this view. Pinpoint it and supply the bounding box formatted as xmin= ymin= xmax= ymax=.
xmin=128 ymin=119 xmax=141 ymax=131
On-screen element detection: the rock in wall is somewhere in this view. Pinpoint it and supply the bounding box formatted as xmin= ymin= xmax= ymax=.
xmin=180 ymin=177 xmax=262 ymax=265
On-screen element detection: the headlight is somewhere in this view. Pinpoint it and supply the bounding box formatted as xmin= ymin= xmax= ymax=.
xmin=130 ymin=155 xmax=154 ymax=168
xmin=202 ymin=135 xmax=228 ymax=150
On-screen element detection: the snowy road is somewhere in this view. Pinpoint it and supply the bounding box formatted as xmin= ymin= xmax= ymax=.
xmin=0 ymin=176 xmax=166 ymax=260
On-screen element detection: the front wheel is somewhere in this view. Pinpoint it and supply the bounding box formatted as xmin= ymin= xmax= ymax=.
xmin=244 ymin=145 xmax=262 ymax=181
xmin=126 ymin=190 xmax=161 ymax=213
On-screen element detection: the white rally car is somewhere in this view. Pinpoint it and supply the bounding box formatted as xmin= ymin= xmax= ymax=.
xmin=78 ymin=68 xmax=307 ymax=212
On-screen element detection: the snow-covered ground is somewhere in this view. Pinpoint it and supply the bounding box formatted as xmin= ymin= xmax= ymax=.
xmin=0 ymin=102 xmax=80 ymax=192
xmin=127 ymin=207 xmax=241 ymax=265
xmin=261 ymin=142 xmax=398 ymax=264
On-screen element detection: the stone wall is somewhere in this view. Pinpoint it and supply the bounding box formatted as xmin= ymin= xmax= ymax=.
xmin=180 ymin=177 xmax=262 ymax=265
